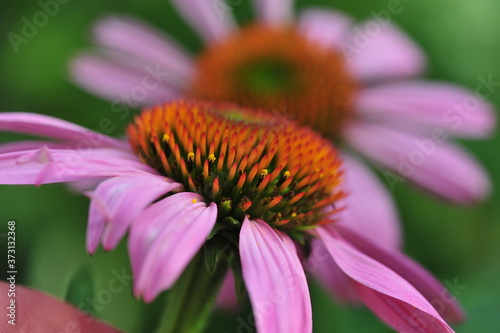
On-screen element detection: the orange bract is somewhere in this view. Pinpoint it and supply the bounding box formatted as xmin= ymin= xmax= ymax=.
xmin=191 ymin=24 xmax=357 ymax=140
xmin=127 ymin=100 xmax=344 ymax=231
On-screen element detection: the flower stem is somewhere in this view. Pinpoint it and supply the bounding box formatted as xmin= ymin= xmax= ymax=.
xmin=154 ymin=252 xmax=228 ymax=333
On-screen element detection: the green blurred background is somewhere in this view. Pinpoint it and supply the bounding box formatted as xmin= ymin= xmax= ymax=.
xmin=0 ymin=0 xmax=499 ymax=332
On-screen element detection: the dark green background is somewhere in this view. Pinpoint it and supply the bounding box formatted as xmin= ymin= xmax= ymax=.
xmin=0 ymin=0 xmax=499 ymax=332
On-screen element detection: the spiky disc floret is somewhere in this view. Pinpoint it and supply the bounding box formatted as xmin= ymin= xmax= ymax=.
xmin=127 ymin=100 xmax=344 ymax=232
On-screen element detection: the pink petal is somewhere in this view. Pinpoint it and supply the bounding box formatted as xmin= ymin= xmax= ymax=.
xmin=305 ymin=239 xmax=359 ymax=303
xmin=0 ymin=112 xmax=127 ymax=150
xmin=86 ymin=175 xmax=182 ymax=254
xmin=316 ymin=227 xmax=454 ymax=333
xmin=68 ymin=178 xmax=106 ymax=193
xmin=0 ymin=141 xmax=67 ymax=154
xmin=130 ymin=193 xmax=217 ymax=302
xmin=336 ymin=224 xmax=465 ymax=324
xmin=356 ymin=81 xmax=496 ymax=137
xmin=252 ymin=0 xmax=294 ymax=26
xmin=344 ymin=22 xmax=426 ymax=81
xmin=239 ymin=218 xmax=312 ymax=333
xmin=298 ymin=8 xmax=353 ymax=49
xmin=129 ymin=192 xmax=200 ymax=275
xmin=354 ymin=284 xmax=454 ymax=333
xmin=216 ymin=271 xmax=239 ymax=311
xmin=93 ymin=15 xmax=194 ymax=81
xmin=70 ymin=55 xmax=180 ymax=105
xmin=344 ymin=121 xmax=491 ymax=203
xmin=0 ymin=282 xmax=120 ymax=333
xmin=0 ymin=147 xmax=154 ymax=185
xmin=172 ymin=0 xmax=236 ymax=42
xmin=337 ymin=153 xmax=401 ymax=249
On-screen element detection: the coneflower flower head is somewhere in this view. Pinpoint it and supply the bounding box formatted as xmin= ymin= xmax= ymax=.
xmin=190 ymin=25 xmax=357 ymax=140
xmin=70 ymin=0 xmax=496 ymax=207
xmin=0 ymin=100 xmax=463 ymax=332
xmin=127 ymin=101 xmax=344 ymax=233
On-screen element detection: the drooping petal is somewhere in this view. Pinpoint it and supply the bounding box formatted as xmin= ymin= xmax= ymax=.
xmin=337 ymin=153 xmax=401 ymax=249
xmin=336 ymin=224 xmax=465 ymax=324
xmin=356 ymin=81 xmax=496 ymax=137
xmin=252 ymin=0 xmax=294 ymax=26
xmin=344 ymin=121 xmax=491 ymax=203
xmin=172 ymin=0 xmax=236 ymax=42
xmin=129 ymin=192 xmax=200 ymax=275
xmin=216 ymin=271 xmax=239 ymax=311
xmin=316 ymin=227 xmax=454 ymax=333
xmin=0 ymin=282 xmax=120 ymax=333
xmin=93 ymin=15 xmax=194 ymax=81
xmin=305 ymin=239 xmax=359 ymax=303
xmin=70 ymin=55 xmax=180 ymax=105
xmin=354 ymin=283 xmax=454 ymax=333
xmin=298 ymin=8 xmax=353 ymax=49
xmin=0 ymin=112 xmax=127 ymax=150
xmin=344 ymin=22 xmax=426 ymax=81
xmin=130 ymin=193 xmax=217 ymax=302
xmin=0 ymin=147 xmax=154 ymax=185
xmin=86 ymin=175 xmax=182 ymax=254
xmin=239 ymin=218 xmax=312 ymax=333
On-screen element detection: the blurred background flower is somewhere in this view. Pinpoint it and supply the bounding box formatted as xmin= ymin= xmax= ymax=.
xmin=69 ymin=0 xmax=495 ymax=206
xmin=0 ymin=0 xmax=499 ymax=332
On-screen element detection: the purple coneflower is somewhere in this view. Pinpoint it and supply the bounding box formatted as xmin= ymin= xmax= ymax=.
xmin=71 ymin=0 xmax=495 ymax=211
xmin=0 ymin=101 xmax=462 ymax=332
